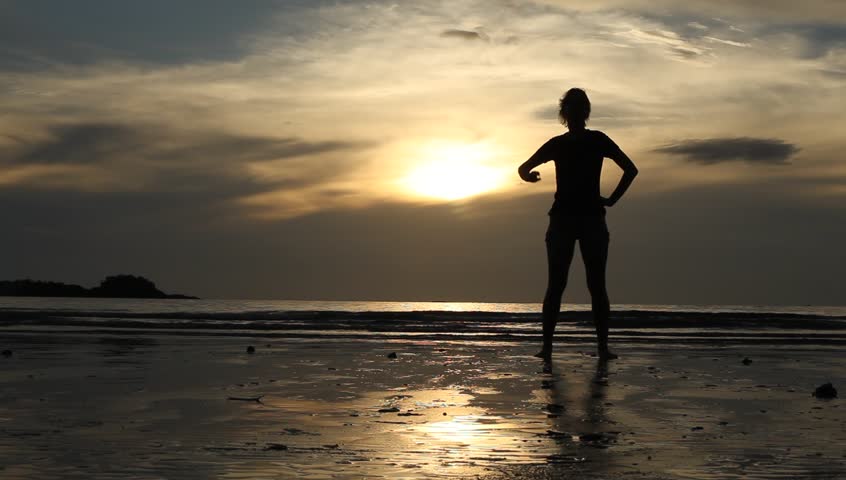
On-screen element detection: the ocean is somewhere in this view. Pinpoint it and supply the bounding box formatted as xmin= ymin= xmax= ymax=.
xmin=2 ymin=297 xmax=845 ymax=347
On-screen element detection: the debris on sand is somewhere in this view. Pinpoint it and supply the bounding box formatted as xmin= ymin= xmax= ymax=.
xmin=742 ymin=357 xmax=752 ymax=365
xmin=577 ymin=432 xmax=617 ymax=442
xmin=1 ymin=350 xmax=11 ymax=357
xmin=281 ymin=428 xmax=317 ymax=436
xmin=228 ymin=395 xmax=264 ymax=403
xmin=544 ymin=430 xmax=570 ymax=440
xmin=246 ymin=346 xmax=256 ymax=354
xmin=387 ymin=352 xmax=398 ymax=359
xmin=813 ymin=383 xmax=838 ymax=399
xmin=378 ymin=407 xmax=400 ymax=413
xmin=264 ymin=443 xmax=288 ymax=451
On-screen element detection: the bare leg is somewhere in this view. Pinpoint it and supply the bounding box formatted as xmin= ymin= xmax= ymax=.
xmin=581 ymin=218 xmax=616 ymax=360
xmin=536 ymin=219 xmax=576 ymax=359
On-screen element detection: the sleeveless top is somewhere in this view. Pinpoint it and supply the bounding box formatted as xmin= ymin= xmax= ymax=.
xmin=533 ymin=129 xmax=620 ymax=216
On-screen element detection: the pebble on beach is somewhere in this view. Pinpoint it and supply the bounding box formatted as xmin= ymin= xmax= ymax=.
xmin=1 ymin=349 xmax=11 ymax=357
xmin=813 ymin=383 xmax=838 ymax=399
xmin=742 ymin=357 xmax=752 ymax=365
xmin=246 ymin=346 xmax=256 ymax=354
xmin=387 ymin=352 xmax=398 ymax=359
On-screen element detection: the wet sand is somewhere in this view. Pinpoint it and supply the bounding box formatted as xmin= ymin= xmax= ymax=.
xmin=1 ymin=332 xmax=844 ymax=479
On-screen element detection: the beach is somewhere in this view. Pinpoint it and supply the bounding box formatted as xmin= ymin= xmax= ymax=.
xmin=1 ymin=300 xmax=845 ymax=479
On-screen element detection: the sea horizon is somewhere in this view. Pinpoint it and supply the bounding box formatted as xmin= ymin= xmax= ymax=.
xmin=3 ymin=296 xmax=846 ymax=313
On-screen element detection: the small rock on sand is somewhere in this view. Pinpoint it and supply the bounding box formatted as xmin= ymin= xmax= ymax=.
xmin=813 ymin=383 xmax=838 ymax=399
xmin=378 ymin=407 xmax=400 ymax=413
xmin=742 ymin=357 xmax=752 ymax=365
xmin=264 ymin=443 xmax=288 ymax=451
xmin=1 ymin=350 xmax=11 ymax=357
xmin=387 ymin=352 xmax=398 ymax=359
xmin=246 ymin=346 xmax=256 ymax=354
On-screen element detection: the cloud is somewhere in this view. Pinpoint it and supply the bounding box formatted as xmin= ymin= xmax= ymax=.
xmin=655 ymin=137 xmax=799 ymax=165
xmin=14 ymin=124 xmax=145 ymax=165
xmin=5 ymin=122 xmax=359 ymax=168
xmin=534 ymin=0 xmax=846 ymax=22
xmin=704 ymin=36 xmax=750 ymax=48
xmin=618 ymin=28 xmax=710 ymax=60
xmin=0 ymin=121 xmax=371 ymax=219
xmin=0 ymin=0 xmax=286 ymax=67
xmin=782 ymin=23 xmax=846 ymax=58
xmin=440 ymin=29 xmax=487 ymax=41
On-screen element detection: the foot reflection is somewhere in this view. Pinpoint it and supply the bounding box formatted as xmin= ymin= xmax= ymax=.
xmin=542 ymin=356 xmax=617 ymax=472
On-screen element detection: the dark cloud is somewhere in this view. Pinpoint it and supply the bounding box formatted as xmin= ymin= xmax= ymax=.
xmin=14 ymin=124 xmax=145 ymax=165
xmin=654 ymin=137 xmax=799 ymax=165
xmin=669 ymin=47 xmax=703 ymax=59
xmin=441 ymin=29 xmax=487 ymax=41
xmin=0 ymin=121 xmax=368 ymax=221
xmin=0 ymin=0 xmax=288 ymax=68
xmin=5 ymin=122 xmax=358 ymax=168
xmin=771 ymin=23 xmax=846 ymax=58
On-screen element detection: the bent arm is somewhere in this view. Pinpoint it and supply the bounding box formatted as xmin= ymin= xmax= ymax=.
xmin=518 ymin=141 xmax=553 ymax=183
xmin=604 ymin=148 xmax=638 ymax=206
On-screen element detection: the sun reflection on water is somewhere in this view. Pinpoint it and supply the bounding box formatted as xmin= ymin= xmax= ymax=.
xmin=421 ymin=415 xmax=496 ymax=445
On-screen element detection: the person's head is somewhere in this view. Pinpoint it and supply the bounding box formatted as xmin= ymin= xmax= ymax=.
xmin=558 ymin=88 xmax=591 ymax=129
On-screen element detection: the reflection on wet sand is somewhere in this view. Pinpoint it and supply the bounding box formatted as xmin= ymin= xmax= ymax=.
xmin=539 ymin=357 xmax=616 ymax=476
xmin=2 ymin=333 xmax=845 ymax=479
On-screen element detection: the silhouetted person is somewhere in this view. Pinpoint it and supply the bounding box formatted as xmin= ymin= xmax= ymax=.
xmin=519 ymin=88 xmax=638 ymax=361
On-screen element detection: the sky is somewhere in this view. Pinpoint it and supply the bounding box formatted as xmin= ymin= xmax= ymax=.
xmin=1 ymin=0 xmax=845 ymax=305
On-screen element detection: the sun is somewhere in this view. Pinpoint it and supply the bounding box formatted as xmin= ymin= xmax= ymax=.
xmin=401 ymin=142 xmax=505 ymax=201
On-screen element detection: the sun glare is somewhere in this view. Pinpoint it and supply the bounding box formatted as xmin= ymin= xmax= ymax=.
xmin=402 ymin=142 xmax=505 ymax=201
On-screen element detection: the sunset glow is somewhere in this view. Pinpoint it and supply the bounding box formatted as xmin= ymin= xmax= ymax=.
xmin=1 ymin=0 xmax=844 ymax=303
xmin=402 ymin=143 xmax=506 ymax=201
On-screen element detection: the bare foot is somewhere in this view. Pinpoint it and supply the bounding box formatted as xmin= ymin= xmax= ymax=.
xmin=534 ymin=349 xmax=552 ymax=360
xmin=599 ymin=350 xmax=618 ymax=360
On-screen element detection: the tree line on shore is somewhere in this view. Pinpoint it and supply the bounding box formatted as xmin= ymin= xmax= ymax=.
xmin=0 ymin=275 xmax=196 ymax=299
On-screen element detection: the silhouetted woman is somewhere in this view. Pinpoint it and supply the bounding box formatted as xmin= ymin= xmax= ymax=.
xmin=519 ymin=88 xmax=638 ymax=361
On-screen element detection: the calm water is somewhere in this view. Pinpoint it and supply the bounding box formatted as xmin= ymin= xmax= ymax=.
xmin=1 ymin=297 xmax=845 ymax=317
xmin=1 ymin=298 xmax=845 ymax=346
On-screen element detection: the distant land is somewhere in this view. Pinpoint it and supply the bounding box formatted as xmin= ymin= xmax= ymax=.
xmin=0 ymin=274 xmax=197 ymax=299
